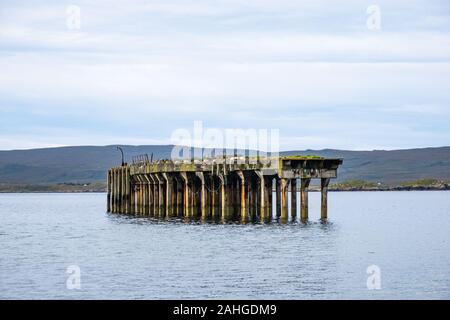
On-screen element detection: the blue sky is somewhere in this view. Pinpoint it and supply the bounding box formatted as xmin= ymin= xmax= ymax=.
xmin=0 ymin=0 xmax=449 ymax=150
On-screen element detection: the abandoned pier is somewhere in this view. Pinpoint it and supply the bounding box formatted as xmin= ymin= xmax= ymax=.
xmin=107 ymin=156 xmax=343 ymax=222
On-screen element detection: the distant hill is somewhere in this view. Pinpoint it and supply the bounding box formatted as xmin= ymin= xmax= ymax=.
xmin=0 ymin=145 xmax=449 ymax=184
xmin=282 ymin=147 xmax=450 ymax=183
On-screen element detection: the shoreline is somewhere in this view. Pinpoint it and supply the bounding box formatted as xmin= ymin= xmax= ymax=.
xmin=1 ymin=188 xmax=449 ymax=194
xmin=1 ymin=179 xmax=448 ymax=193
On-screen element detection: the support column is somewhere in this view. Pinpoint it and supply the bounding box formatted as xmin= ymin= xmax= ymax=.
xmin=135 ymin=179 xmax=139 ymax=215
xmin=147 ymin=175 xmax=155 ymax=216
xmin=151 ymin=174 xmax=159 ymax=217
xmin=237 ymin=171 xmax=247 ymax=221
xmin=300 ymin=178 xmax=311 ymax=222
xmin=149 ymin=174 xmax=154 ymax=217
xmin=139 ymin=179 xmax=143 ymax=215
xmin=291 ymin=178 xmax=297 ymax=219
xmin=113 ymin=168 xmax=117 ymax=213
xmin=276 ymin=177 xmax=281 ymax=218
xmin=175 ymin=175 xmax=183 ymax=216
xmin=321 ymin=178 xmax=331 ymax=221
xmin=255 ymin=171 xmax=268 ymax=220
xmin=143 ymin=176 xmax=150 ymax=216
xmin=155 ymin=174 xmax=164 ymax=217
xmin=180 ymin=172 xmax=190 ymax=218
xmin=125 ymin=167 xmax=131 ymax=214
xmin=267 ymin=177 xmax=273 ymax=220
xmin=130 ymin=179 xmax=136 ymax=215
xmin=111 ymin=169 xmax=115 ymax=213
xmin=210 ymin=175 xmax=217 ymax=218
xmin=196 ymin=172 xmax=207 ymax=219
xmin=117 ymin=169 xmax=121 ymax=213
xmin=163 ymin=173 xmax=173 ymax=218
xmin=140 ymin=178 xmax=145 ymax=215
xmin=280 ymin=178 xmax=289 ymax=221
xmin=218 ymin=174 xmax=228 ymax=220
xmin=118 ymin=168 xmax=123 ymax=213
xmin=107 ymin=170 xmax=111 ymax=212
xmin=121 ymin=167 xmax=126 ymax=213
xmin=248 ymin=177 xmax=256 ymax=220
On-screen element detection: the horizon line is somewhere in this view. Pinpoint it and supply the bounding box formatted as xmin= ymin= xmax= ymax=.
xmin=0 ymin=144 xmax=449 ymax=153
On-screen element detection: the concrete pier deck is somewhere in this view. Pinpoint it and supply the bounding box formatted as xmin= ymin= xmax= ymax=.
xmin=107 ymin=156 xmax=343 ymax=222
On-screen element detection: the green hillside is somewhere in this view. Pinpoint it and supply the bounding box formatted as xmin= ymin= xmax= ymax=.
xmin=0 ymin=145 xmax=449 ymax=185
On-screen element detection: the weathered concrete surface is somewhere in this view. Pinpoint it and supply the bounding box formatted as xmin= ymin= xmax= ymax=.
xmin=107 ymin=156 xmax=343 ymax=222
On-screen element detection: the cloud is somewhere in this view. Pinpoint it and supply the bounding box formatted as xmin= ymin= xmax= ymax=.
xmin=0 ymin=0 xmax=449 ymax=150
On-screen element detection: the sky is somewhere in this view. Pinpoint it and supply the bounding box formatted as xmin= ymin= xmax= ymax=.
xmin=0 ymin=0 xmax=449 ymax=151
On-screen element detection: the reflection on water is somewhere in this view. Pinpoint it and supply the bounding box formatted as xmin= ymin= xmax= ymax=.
xmin=0 ymin=191 xmax=449 ymax=299
xmin=122 ymin=191 xmax=311 ymax=224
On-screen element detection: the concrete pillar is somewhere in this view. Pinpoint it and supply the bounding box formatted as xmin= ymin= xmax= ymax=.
xmin=135 ymin=180 xmax=139 ymax=215
xmin=107 ymin=170 xmax=111 ymax=212
xmin=117 ymin=169 xmax=121 ymax=213
xmin=137 ymin=180 xmax=142 ymax=215
xmin=144 ymin=175 xmax=150 ymax=216
xmin=276 ymin=177 xmax=281 ymax=218
xmin=321 ymin=178 xmax=331 ymax=221
xmin=266 ymin=177 xmax=273 ymax=221
xmin=117 ymin=168 xmax=122 ymax=213
xmin=291 ymin=178 xmax=297 ymax=219
xmin=255 ymin=171 xmax=269 ymax=220
xmin=155 ymin=174 xmax=164 ymax=217
xmin=175 ymin=176 xmax=183 ymax=216
xmin=111 ymin=168 xmax=117 ymax=213
xmin=218 ymin=174 xmax=228 ymax=220
xmin=196 ymin=172 xmax=207 ymax=219
xmin=237 ymin=171 xmax=247 ymax=221
xmin=248 ymin=177 xmax=256 ymax=220
xmin=145 ymin=176 xmax=151 ymax=216
xmin=163 ymin=173 xmax=173 ymax=218
xmin=151 ymin=174 xmax=159 ymax=217
xmin=228 ymin=179 xmax=234 ymax=216
xmin=300 ymin=178 xmax=311 ymax=222
xmin=146 ymin=174 xmax=154 ymax=217
xmin=140 ymin=178 xmax=145 ymax=215
xmin=130 ymin=179 xmax=136 ymax=215
xmin=111 ymin=169 xmax=115 ymax=213
xmin=148 ymin=174 xmax=155 ymax=216
xmin=210 ymin=175 xmax=216 ymax=218
xmin=115 ymin=168 xmax=120 ymax=213
xmin=123 ymin=166 xmax=130 ymax=214
xmin=121 ymin=167 xmax=126 ymax=213
xmin=280 ymin=178 xmax=289 ymax=221
xmin=235 ymin=178 xmax=240 ymax=215
xmin=180 ymin=172 xmax=190 ymax=218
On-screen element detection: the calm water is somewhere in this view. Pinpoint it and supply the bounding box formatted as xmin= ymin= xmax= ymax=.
xmin=0 ymin=191 xmax=449 ymax=300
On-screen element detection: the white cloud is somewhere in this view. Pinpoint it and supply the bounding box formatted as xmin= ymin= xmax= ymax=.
xmin=0 ymin=0 xmax=449 ymax=150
